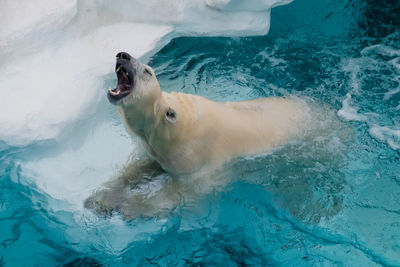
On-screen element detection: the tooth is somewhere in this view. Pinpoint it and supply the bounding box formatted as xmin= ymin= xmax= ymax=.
xmin=108 ymin=88 xmax=119 ymax=95
xmin=117 ymin=66 xmax=122 ymax=72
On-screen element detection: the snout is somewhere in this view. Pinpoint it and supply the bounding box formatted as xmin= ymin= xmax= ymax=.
xmin=108 ymin=52 xmax=136 ymax=103
xmin=116 ymin=52 xmax=132 ymax=60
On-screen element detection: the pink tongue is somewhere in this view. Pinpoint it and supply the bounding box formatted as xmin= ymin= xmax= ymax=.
xmin=118 ymin=84 xmax=129 ymax=93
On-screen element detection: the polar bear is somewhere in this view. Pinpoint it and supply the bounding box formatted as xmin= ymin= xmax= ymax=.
xmin=85 ymin=51 xmax=311 ymax=219
xmin=107 ymin=52 xmax=309 ymax=174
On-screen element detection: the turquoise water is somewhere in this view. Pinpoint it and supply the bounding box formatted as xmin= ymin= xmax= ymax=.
xmin=1 ymin=0 xmax=400 ymax=266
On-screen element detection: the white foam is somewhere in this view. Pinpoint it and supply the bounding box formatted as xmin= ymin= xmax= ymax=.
xmin=361 ymin=44 xmax=400 ymax=58
xmin=339 ymin=42 xmax=400 ymax=150
xmin=369 ymin=125 xmax=400 ymax=150
xmin=384 ymin=85 xmax=400 ymax=100
xmin=383 ymin=67 xmax=400 ymax=101
xmin=337 ymin=94 xmax=367 ymax=122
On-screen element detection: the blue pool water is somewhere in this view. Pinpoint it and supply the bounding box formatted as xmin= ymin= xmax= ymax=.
xmin=1 ymin=0 xmax=400 ymax=266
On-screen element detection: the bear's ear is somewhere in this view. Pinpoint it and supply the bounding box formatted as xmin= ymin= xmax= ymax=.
xmin=165 ymin=107 xmax=178 ymax=123
xmin=144 ymin=67 xmax=152 ymax=76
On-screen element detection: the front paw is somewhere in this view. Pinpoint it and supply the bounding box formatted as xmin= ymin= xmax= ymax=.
xmin=84 ymin=189 xmax=122 ymax=217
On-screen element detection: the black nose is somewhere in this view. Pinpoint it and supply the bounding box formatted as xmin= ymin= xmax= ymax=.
xmin=116 ymin=52 xmax=132 ymax=60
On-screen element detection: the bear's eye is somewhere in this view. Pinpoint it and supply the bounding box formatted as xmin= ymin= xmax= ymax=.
xmin=166 ymin=110 xmax=175 ymax=119
xmin=144 ymin=68 xmax=152 ymax=76
xmin=166 ymin=108 xmax=177 ymax=123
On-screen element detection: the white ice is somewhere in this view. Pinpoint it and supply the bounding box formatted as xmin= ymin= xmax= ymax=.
xmin=0 ymin=22 xmax=172 ymax=146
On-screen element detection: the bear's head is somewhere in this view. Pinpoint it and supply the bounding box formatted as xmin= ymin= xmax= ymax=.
xmin=108 ymin=52 xmax=161 ymax=108
xmin=107 ymin=52 xmax=181 ymax=147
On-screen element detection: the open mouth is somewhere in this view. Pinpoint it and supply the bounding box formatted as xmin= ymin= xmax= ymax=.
xmin=108 ymin=63 xmax=133 ymax=101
